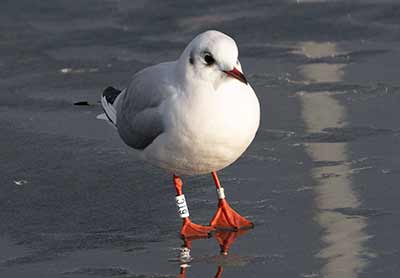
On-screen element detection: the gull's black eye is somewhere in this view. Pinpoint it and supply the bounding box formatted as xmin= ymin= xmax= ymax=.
xmin=204 ymin=53 xmax=215 ymax=65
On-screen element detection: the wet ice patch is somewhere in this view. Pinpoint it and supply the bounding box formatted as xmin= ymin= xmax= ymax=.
xmin=292 ymin=42 xmax=341 ymax=59
xmin=328 ymin=207 xmax=391 ymax=218
xmin=312 ymin=160 xmax=345 ymax=168
xmin=302 ymin=126 xmax=398 ymax=143
xmin=299 ymin=63 xmax=346 ymax=83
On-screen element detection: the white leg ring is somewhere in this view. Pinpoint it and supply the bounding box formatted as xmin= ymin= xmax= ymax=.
xmin=175 ymin=194 xmax=190 ymax=218
xmin=217 ymin=188 xmax=226 ymax=199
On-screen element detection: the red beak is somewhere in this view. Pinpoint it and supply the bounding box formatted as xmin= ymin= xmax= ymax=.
xmin=224 ymin=67 xmax=248 ymax=84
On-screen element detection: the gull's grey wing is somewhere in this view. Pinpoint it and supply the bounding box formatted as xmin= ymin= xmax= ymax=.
xmin=116 ymin=63 xmax=173 ymax=150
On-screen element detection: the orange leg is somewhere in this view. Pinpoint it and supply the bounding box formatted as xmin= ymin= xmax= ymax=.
xmin=209 ymin=172 xmax=254 ymax=231
xmin=215 ymin=266 xmax=224 ymax=278
xmin=174 ymin=175 xmax=214 ymax=239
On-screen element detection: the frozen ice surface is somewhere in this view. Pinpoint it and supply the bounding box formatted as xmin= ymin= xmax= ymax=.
xmin=1 ymin=1 xmax=400 ymax=277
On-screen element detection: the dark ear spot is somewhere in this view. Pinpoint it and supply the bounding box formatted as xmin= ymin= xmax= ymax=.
xmin=189 ymin=52 xmax=194 ymax=65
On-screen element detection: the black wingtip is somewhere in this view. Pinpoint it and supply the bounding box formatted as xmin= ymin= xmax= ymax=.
xmin=103 ymin=86 xmax=122 ymax=105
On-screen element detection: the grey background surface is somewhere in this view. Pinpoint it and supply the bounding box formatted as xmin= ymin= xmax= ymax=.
xmin=1 ymin=0 xmax=400 ymax=277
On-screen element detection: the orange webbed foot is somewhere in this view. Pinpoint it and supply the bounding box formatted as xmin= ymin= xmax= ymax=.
xmin=180 ymin=218 xmax=215 ymax=240
xmin=210 ymin=199 xmax=253 ymax=231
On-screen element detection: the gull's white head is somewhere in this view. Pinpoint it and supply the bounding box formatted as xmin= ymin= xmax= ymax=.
xmin=178 ymin=30 xmax=247 ymax=89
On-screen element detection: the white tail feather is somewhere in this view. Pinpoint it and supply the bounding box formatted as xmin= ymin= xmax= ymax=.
xmin=100 ymin=88 xmax=125 ymax=128
xmin=97 ymin=112 xmax=117 ymax=128
xmin=96 ymin=113 xmax=108 ymax=120
xmin=101 ymin=95 xmax=117 ymax=125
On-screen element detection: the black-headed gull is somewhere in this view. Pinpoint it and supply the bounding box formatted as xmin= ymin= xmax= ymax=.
xmin=100 ymin=30 xmax=260 ymax=239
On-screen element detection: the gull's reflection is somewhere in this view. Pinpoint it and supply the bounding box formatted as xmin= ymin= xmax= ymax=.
xmin=296 ymin=41 xmax=370 ymax=277
xmin=177 ymin=230 xmax=249 ymax=278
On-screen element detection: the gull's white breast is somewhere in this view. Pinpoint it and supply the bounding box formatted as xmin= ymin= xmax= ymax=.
xmin=142 ymin=80 xmax=260 ymax=175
